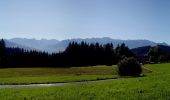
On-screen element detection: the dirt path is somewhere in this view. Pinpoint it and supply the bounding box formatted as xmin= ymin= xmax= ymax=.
xmin=0 ymin=78 xmax=118 ymax=88
xmin=142 ymin=66 xmax=153 ymax=72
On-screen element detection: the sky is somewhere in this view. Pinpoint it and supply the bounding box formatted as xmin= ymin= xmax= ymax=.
xmin=0 ymin=0 xmax=170 ymax=43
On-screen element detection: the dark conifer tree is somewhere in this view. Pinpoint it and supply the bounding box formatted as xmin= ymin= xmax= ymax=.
xmin=0 ymin=39 xmax=5 ymax=57
xmin=0 ymin=39 xmax=5 ymax=65
xmin=115 ymin=43 xmax=134 ymax=60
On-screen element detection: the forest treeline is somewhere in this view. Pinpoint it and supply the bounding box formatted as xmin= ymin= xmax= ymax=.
xmin=0 ymin=39 xmax=134 ymax=67
xmin=0 ymin=39 xmax=170 ymax=67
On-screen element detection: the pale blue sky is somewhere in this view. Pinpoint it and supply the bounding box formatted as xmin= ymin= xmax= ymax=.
xmin=0 ymin=0 xmax=170 ymax=43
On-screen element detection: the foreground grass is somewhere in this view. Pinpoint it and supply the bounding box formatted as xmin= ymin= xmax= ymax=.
xmin=0 ymin=65 xmax=117 ymax=84
xmin=0 ymin=63 xmax=170 ymax=99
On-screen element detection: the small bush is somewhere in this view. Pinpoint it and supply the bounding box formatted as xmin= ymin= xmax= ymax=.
xmin=118 ymin=57 xmax=142 ymax=76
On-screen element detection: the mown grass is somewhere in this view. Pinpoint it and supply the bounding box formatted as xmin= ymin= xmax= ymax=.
xmin=0 ymin=75 xmax=116 ymax=85
xmin=0 ymin=63 xmax=170 ymax=100
xmin=0 ymin=65 xmax=117 ymax=77
xmin=0 ymin=65 xmax=117 ymax=84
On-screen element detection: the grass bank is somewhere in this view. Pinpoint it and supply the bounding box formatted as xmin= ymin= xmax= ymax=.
xmin=0 ymin=63 xmax=169 ymax=99
xmin=0 ymin=65 xmax=117 ymax=84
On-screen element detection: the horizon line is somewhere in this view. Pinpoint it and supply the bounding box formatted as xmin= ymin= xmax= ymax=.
xmin=0 ymin=37 xmax=168 ymax=44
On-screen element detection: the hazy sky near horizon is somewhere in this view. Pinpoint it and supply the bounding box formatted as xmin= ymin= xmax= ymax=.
xmin=0 ymin=0 xmax=170 ymax=43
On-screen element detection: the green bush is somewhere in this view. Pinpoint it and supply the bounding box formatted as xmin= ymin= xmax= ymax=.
xmin=118 ymin=57 xmax=142 ymax=76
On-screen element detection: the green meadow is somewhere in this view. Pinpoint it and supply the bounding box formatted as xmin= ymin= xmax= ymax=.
xmin=0 ymin=63 xmax=170 ymax=99
xmin=0 ymin=65 xmax=117 ymax=85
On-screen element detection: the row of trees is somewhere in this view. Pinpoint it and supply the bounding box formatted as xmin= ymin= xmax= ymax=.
xmin=62 ymin=42 xmax=134 ymax=66
xmin=0 ymin=39 xmax=134 ymax=67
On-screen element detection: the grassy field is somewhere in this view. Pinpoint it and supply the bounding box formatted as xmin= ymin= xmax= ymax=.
xmin=0 ymin=65 xmax=117 ymax=84
xmin=0 ymin=63 xmax=169 ymax=99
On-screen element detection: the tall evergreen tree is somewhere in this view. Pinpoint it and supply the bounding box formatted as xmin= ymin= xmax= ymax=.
xmin=0 ymin=39 xmax=5 ymax=59
xmin=0 ymin=39 xmax=5 ymax=65
xmin=147 ymin=46 xmax=164 ymax=62
xmin=115 ymin=43 xmax=134 ymax=60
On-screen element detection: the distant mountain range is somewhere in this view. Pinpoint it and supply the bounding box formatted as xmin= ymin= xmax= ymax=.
xmin=4 ymin=37 xmax=169 ymax=53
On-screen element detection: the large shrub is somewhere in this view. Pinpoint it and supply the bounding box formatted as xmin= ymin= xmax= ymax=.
xmin=118 ymin=57 xmax=142 ymax=76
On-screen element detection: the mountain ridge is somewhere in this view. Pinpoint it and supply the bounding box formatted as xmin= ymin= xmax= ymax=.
xmin=4 ymin=37 xmax=169 ymax=53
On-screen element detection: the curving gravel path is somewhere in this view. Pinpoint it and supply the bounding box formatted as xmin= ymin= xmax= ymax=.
xmin=0 ymin=78 xmax=118 ymax=88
